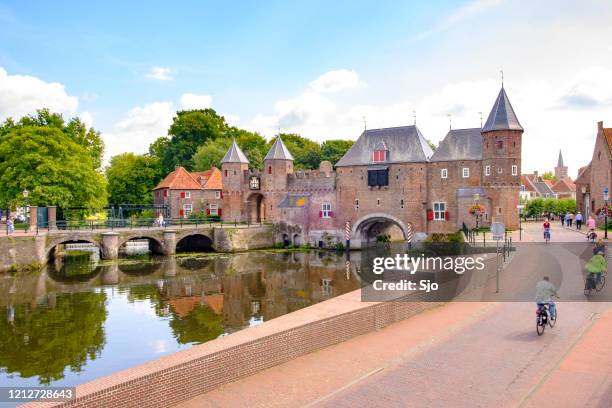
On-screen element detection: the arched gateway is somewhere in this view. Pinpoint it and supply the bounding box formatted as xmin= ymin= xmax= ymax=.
xmin=350 ymin=213 xmax=412 ymax=248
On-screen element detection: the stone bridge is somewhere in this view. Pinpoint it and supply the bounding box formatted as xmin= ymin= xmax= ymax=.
xmin=0 ymin=225 xmax=275 ymax=273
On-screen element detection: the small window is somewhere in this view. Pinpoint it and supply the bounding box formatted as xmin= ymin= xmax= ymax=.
xmin=511 ymin=165 xmax=518 ymax=176
xmin=400 ymin=199 xmax=404 ymax=209
xmin=367 ymin=169 xmax=389 ymax=187
xmin=321 ymin=203 xmax=332 ymax=218
xmin=233 ymin=170 xmax=237 ymax=175
xmin=215 ymin=191 xmax=221 ymax=199
xmin=372 ymin=150 xmax=386 ymax=162
xmin=355 ymin=199 xmax=359 ymax=210
xmin=224 ymin=170 xmax=228 ymax=177
xmin=185 ymin=191 xmax=191 ymax=199
xmin=485 ymin=165 xmax=491 ymax=176
xmin=209 ymin=203 xmax=218 ymax=216
xmin=496 ymin=140 xmax=503 ymax=149
xmin=498 ymin=167 xmax=503 ymax=174
xmin=183 ymin=203 xmax=193 ymax=217
xmin=462 ymin=167 xmax=469 ymax=178
xmin=433 ymin=202 xmax=446 ymax=220
xmin=441 ymin=168 xmax=448 ymax=179
xmin=268 ymin=166 xmax=272 ymax=174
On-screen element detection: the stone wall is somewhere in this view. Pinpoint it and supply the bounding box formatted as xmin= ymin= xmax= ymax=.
xmin=0 ymin=235 xmax=46 ymax=273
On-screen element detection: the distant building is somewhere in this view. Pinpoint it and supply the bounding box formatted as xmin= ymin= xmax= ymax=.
xmin=520 ymin=150 xmax=575 ymax=201
xmin=153 ymin=166 xmax=223 ymax=219
xmin=575 ymin=121 xmax=612 ymax=221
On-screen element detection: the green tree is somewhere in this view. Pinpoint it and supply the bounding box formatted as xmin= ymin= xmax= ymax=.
xmin=427 ymin=139 xmax=438 ymax=152
xmin=162 ymin=109 xmax=228 ymax=172
xmin=0 ymin=292 xmax=107 ymax=384
xmin=274 ymin=133 xmax=321 ymax=170
xmin=525 ymin=197 xmax=544 ymax=217
xmin=191 ymin=129 xmax=267 ymax=171
xmin=148 ymin=136 xmax=170 ymax=159
xmin=541 ymin=171 xmax=556 ymax=182
xmin=320 ymin=139 xmax=354 ymax=165
xmin=12 ymin=109 xmax=104 ymax=169
xmin=0 ymin=125 xmax=107 ymax=210
xmin=106 ymin=153 xmax=164 ymax=205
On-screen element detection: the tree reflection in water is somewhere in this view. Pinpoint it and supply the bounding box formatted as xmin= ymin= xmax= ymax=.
xmin=0 ymin=291 xmax=107 ymax=384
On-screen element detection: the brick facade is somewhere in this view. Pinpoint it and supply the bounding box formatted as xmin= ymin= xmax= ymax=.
xmin=220 ymin=86 xmax=523 ymax=247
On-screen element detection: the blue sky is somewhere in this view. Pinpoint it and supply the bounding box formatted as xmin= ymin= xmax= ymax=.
xmin=1 ymin=0 xmax=612 ymax=176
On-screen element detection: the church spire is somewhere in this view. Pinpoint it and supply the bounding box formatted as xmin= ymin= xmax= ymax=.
xmin=557 ymin=150 xmax=564 ymax=167
xmin=482 ymin=86 xmax=523 ymax=133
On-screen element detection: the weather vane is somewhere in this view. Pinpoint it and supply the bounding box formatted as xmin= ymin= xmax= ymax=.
xmin=500 ymin=69 xmax=504 ymax=87
xmin=447 ymin=113 xmax=452 ymax=130
xmin=413 ymin=110 xmax=417 ymax=125
xmin=478 ymin=111 xmax=483 ymax=128
xmin=362 ymin=116 xmax=367 ymax=132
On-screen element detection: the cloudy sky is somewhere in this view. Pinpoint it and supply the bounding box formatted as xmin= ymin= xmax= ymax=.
xmin=1 ymin=0 xmax=611 ymax=177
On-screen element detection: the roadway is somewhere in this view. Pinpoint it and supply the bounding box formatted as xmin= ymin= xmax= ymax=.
xmin=178 ymin=221 xmax=612 ymax=408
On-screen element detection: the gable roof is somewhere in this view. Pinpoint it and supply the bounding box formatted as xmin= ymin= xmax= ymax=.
xmin=552 ymin=178 xmax=576 ymax=193
xmin=335 ymin=125 xmax=433 ymax=167
xmin=191 ymin=167 xmax=223 ymax=190
xmin=430 ymin=128 xmax=482 ymax=162
xmin=264 ymin=136 xmax=294 ymax=161
xmin=221 ymin=140 xmax=249 ymax=164
xmin=532 ymin=180 xmax=556 ymax=197
xmin=482 ymin=87 xmax=523 ymax=133
xmin=520 ymin=174 xmax=537 ymax=192
xmin=154 ymin=166 xmax=201 ymax=190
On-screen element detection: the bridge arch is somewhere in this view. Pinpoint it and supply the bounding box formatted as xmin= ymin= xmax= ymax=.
xmin=46 ymin=238 xmax=100 ymax=260
xmin=176 ymin=233 xmax=213 ymax=253
xmin=351 ymin=213 xmax=411 ymax=246
xmin=118 ymin=236 xmax=164 ymax=255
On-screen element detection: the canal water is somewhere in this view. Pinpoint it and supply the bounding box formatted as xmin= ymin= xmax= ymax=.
xmin=0 ymin=250 xmax=359 ymax=398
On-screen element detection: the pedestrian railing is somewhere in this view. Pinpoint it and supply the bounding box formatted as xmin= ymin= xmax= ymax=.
xmin=3 ymin=217 xmax=273 ymax=236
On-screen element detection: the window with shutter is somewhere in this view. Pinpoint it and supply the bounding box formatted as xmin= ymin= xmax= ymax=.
xmin=367 ymin=168 xmax=389 ymax=187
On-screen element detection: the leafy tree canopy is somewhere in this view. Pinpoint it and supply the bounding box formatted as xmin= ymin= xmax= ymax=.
xmin=320 ymin=139 xmax=354 ymax=165
xmin=541 ymin=171 xmax=556 ymax=181
xmin=106 ymin=153 xmax=164 ymax=205
xmin=0 ymin=123 xmax=107 ymax=209
xmin=161 ymin=109 xmax=228 ymax=172
xmin=274 ymin=133 xmax=321 ymax=170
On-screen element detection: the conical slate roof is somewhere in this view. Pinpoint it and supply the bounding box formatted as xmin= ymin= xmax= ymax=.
xmin=557 ymin=150 xmax=564 ymax=167
xmin=220 ymin=139 xmax=249 ymax=164
xmin=482 ymin=87 xmax=523 ymax=133
xmin=264 ymin=136 xmax=294 ymax=161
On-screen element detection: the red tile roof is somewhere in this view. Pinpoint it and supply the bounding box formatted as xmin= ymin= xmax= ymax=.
xmin=604 ymin=128 xmax=612 ymax=156
xmin=154 ymin=166 xmax=223 ymax=191
xmin=520 ymin=174 xmax=536 ymax=191
xmin=552 ymin=178 xmax=576 ymax=193
xmin=154 ymin=166 xmax=201 ymax=190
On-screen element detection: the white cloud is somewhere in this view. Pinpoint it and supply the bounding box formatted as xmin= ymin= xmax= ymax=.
xmin=411 ymin=0 xmax=504 ymax=41
xmin=308 ymin=69 xmax=366 ymax=94
xmin=180 ymin=93 xmax=213 ymax=110
xmin=0 ymin=67 xmax=78 ymax=121
xmin=103 ymin=101 xmax=175 ymax=160
xmin=145 ymin=66 xmax=174 ymax=81
xmin=80 ymin=111 xmax=94 ymax=128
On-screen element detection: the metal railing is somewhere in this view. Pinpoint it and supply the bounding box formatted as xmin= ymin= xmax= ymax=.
xmin=3 ymin=217 xmax=273 ymax=235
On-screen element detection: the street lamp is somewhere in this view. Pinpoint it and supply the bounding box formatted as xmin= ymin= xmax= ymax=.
xmin=604 ymin=187 xmax=609 ymax=240
xmin=22 ymin=189 xmax=29 ymax=232
xmin=473 ymin=193 xmax=481 ymax=229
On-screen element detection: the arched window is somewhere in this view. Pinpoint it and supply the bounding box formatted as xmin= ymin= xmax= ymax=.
xmin=268 ymin=166 xmax=272 ymax=174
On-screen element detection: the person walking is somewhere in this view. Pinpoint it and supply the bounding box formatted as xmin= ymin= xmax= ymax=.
xmin=565 ymin=212 xmax=572 ymax=227
xmin=576 ymin=212 xmax=583 ymax=230
xmin=6 ymin=217 xmax=14 ymax=234
xmin=560 ymin=211 xmax=565 ymax=226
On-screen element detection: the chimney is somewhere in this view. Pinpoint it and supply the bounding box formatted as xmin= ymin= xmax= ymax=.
xmin=534 ymin=170 xmax=538 ymax=178
xmin=598 ymin=121 xmax=604 ymax=131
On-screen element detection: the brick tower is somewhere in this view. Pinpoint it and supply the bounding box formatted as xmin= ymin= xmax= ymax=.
xmin=220 ymin=139 xmax=249 ymax=222
xmin=262 ymin=136 xmax=294 ymax=221
xmin=481 ymin=86 xmax=523 ymax=229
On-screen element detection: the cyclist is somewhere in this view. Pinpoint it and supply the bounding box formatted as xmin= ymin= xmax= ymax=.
xmin=585 ymin=252 xmax=606 ymax=290
xmin=593 ymin=239 xmax=606 ymax=256
xmin=542 ymin=218 xmax=551 ymax=242
xmin=535 ymin=276 xmax=557 ymax=320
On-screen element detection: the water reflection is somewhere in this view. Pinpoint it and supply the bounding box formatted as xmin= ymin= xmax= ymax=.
xmin=0 ymin=250 xmax=360 ymax=389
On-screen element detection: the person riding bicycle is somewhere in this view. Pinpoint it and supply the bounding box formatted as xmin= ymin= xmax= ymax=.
xmin=535 ymin=276 xmax=557 ymax=320
xmin=593 ymin=239 xmax=606 ymax=256
xmin=585 ymin=252 xmax=607 ymax=289
xmin=543 ymin=218 xmax=551 ymax=241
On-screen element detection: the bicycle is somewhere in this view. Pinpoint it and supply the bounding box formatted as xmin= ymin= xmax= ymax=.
xmin=584 ymin=272 xmax=607 ymax=296
xmin=536 ymin=302 xmax=556 ymax=336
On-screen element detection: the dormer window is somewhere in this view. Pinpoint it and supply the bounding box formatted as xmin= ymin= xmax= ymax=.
xmin=372 ymin=150 xmax=387 ymax=163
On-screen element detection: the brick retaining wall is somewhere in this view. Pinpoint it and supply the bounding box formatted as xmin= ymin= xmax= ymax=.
xmin=22 ymin=290 xmax=439 ymax=408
